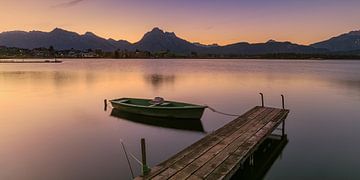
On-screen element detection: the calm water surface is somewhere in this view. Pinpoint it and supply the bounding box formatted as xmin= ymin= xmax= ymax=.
xmin=1 ymin=59 xmax=360 ymax=180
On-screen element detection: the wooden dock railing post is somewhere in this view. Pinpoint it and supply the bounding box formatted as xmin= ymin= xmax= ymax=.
xmin=281 ymin=95 xmax=285 ymax=109
xmin=141 ymin=138 xmax=151 ymax=176
xmin=259 ymin=93 xmax=264 ymax=107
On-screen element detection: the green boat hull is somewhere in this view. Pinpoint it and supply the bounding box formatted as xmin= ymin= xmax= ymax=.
xmin=110 ymin=98 xmax=206 ymax=119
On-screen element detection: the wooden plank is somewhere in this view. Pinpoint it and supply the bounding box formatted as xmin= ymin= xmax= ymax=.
xmin=156 ymin=108 xmax=275 ymax=179
xmin=142 ymin=107 xmax=267 ymax=179
xmin=170 ymin=109 xmax=280 ymax=179
xmin=135 ymin=107 xmax=290 ymax=180
xmin=207 ymin=110 xmax=289 ymax=180
xmin=144 ymin=106 xmax=261 ymax=177
xmin=188 ymin=109 xmax=283 ymax=179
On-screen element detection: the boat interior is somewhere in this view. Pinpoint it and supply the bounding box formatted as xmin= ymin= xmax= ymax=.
xmin=112 ymin=98 xmax=200 ymax=108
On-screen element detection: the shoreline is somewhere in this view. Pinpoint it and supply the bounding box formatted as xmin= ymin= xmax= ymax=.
xmin=0 ymin=60 xmax=62 ymax=63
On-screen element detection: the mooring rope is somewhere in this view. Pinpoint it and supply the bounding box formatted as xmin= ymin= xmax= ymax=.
xmin=206 ymin=105 xmax=241 ymax=117
xmin=120 ymin=138 xmax=144 ymax=166
xmin=129 ymin=152 xmax=143 ymax=166
xmin=120 ymin=139 xmax=135 ymax=178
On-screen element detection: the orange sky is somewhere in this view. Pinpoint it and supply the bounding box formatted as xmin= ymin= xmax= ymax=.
xmin=0 ymin=0 xmax=359 ymax=45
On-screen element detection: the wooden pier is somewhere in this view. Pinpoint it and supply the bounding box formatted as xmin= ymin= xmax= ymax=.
xmin=135 ymin=105 xmax=289 ymax=180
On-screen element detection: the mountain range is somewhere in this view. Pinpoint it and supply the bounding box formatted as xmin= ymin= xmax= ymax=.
xmin=0 ymin=27 xmax=359 ymax=55
xmin=311 ymin=31 xmax=360 ymax=52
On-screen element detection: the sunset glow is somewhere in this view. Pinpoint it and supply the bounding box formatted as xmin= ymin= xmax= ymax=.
xmin=1 ymin=1 xmax=360 ymax=179
xmin=1 ymin=0 xmax=359 ymax=45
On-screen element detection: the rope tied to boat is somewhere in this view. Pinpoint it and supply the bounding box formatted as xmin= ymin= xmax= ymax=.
xmin=205 ymin=105 xmax=241 ymax=117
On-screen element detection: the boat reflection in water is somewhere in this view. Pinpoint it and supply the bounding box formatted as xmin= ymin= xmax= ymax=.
xmin=231 ymin=134 xmax=289 ymax=180
xmin=110 ymin=108 xmax=205 ymax=132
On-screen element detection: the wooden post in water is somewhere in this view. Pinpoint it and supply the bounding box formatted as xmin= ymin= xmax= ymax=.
xmin=141 ymin=138 xmax=151 ymax=176
xmin=259 ymin=93 xmax=264 ymax=107
xmin=104 ymin=99 xmax=107 ymax=111
xmin=281 ymin=95 xmax=285 ymax=109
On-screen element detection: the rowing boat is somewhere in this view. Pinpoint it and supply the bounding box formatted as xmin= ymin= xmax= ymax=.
xmin=110 ymin=97 xmax=206 ymax=119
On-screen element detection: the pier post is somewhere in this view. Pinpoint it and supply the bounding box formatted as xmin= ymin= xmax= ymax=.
xmin=104 ymin=99 xmax=107 ymax=111
xmin=282 ymin=120 xmax=286 ymax=138
xmin=249 ymin=155 xmax=254 ymax=166
xmin=281 ymin=95 xmax=285 ymax=109
xmin=141 ymin=138 xmax=151 ymax=176
xmin=259 ymin=93 xmax=264 ymax=107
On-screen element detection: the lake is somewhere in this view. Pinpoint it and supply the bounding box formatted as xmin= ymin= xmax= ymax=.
xmin=1 ymin=59 xmax=360 ymax=180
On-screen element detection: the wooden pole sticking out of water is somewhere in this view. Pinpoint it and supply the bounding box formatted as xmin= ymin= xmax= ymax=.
xmin=104 ymin=99 xmax=107 ymax=111
xmin=141 ymin=138 xmax=151 ymax=176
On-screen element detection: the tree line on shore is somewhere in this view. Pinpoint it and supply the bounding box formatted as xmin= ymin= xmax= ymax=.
xmin=1 ymin=46 xmax=359 ymax=60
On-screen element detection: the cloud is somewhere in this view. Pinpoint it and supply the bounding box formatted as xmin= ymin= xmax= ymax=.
xmin=52 ymin=0 xmax=86 ymax=8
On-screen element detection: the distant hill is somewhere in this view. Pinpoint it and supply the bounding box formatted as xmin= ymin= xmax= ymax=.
xmin=132 ymin=28 xmax=326 ymax=55
xmin=1 ymin=27 xmax=359 ymax=55
xmin=311 ymin=30 xmax=360 ymax=52
xmin=205 ymin=40 xmax=327 ymax=55
xmin=0 ymin=28 xmax=131 ymax=51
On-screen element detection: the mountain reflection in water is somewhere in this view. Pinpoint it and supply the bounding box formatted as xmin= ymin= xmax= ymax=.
xmin=144 ymin=74 xmax=176 ymax=89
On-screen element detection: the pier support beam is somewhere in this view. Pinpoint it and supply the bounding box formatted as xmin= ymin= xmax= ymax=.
xmin=249 ymin=155 xmax=254 ymax=166
xmin=281 ymin=120 xmax=286 ymax=138
xmin=281 ymin=95 xmax=286 ymax=138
